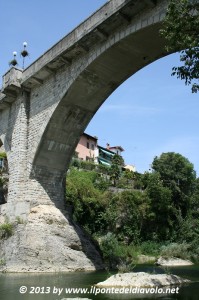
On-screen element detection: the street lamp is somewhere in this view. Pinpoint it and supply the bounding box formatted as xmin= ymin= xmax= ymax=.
xmin=21 ymin=41 xmax=29 ymax=69
xmin=9 ymin=51 xmax=18 ymax=67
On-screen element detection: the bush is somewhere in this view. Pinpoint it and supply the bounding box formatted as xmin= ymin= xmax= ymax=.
xmin=0 ymin=223 xmax=13 ymax=239
xmin=139 ymin=241 xmax=162 ymax=256
xmin=160 ymin=242 xmax=191 ymax=260
xmin=0 ymin=152 xmax=7 ymax=159
xmin=80 ymin=160 xmax=96 ymax=171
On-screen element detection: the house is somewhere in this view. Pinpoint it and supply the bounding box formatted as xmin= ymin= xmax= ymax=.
xmin=74 ymin=132 xmax=136 ymax=171
xmin=97 ymin=145 xmax=115 ymax=166
xmin=106 ymin=143 xmax=124 ymax=156
xmin=75 ymin=133 xmax=98 ymax=162
xmin=123 ymin=164 xmax=136 ymax=172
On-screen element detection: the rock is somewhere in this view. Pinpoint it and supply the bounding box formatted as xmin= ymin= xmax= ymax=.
xmin=156 ymin=257 xmax=193 ymax=266
xmin=96 ymin=272 xmax=190 ymax=287
xmin=137 ymin=255 xmax=156 ymax=264
xmin=0 ymin=204 xmax=104 ymax=272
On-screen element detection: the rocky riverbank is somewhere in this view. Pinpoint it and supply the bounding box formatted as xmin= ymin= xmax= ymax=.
xmin=0 ymin=204 xmax=104 ymax=272
xmin=156 ymin=257 xmax=193 ymax=266
xmin=96 ymin=272 xmax=190 ymax=288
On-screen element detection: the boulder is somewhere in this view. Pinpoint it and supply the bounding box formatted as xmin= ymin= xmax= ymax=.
xmin=0 ymin=204 xmax=104 ymax=272
xmin=156 ymin=257 xmax=193 ymax=266
xmin=96 ymin=272 xmax=190 ymax=287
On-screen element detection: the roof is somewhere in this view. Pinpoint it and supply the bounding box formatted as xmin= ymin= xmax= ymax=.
xmin=109 ymin=146 xmax=124 ymax=152
xmin=82 ymin=132 xmax=98 ymax=141
xmin=98 ymin=145 xmax=115 ymax=155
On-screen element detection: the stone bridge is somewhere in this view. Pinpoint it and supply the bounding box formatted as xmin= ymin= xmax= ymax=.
xmin=0 ymin=0 xmax=169 ymax=271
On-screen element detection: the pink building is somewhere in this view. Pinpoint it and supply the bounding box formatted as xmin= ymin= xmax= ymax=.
xmin=75 ymin=133 xmax=98 ymax=162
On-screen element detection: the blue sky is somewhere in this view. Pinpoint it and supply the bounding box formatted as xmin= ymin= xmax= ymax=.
xmin=0 ymin=0 xmax=198 ymax=175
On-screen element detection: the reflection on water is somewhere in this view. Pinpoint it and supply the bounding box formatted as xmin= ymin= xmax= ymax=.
xmin=0 ymin=265 xmax=198 ymax=300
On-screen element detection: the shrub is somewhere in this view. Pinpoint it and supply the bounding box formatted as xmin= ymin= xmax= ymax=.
xmin=0 ymin=152 xmax=7 ymax=159
xmin=160 ymin=242 xmax=191 ymax=260
xmin=139 ymin=241 xmax=162 ymax=256
xmin=99 ymin=233 xmax=140 ymax=269
xmin=0 ymin=223 xmax=13 ymax=239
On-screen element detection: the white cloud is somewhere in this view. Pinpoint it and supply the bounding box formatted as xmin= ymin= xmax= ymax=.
xmin=100 ymin=103 xmax=161 ymax=116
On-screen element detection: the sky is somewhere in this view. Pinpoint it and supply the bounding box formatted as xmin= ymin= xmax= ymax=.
xmin=0 ymin=0 xmax=198 ymax=175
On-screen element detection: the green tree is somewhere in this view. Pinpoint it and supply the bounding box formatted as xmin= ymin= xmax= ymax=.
xmin=145 ymin=172 xmax=174 ymax=240
xmin=66 ymin=169 xmax=106 ymax=233
xmin=109 ymin=164 xmax=121 ymax=187
xmin=109 ymin=154 xmax=125 ymax=186
xmin=152 ymin=152 xmax=196 ymax=217
xmin=161 ymin=0 xmax=199 ymax=92
xmin=111 ymin=154 xmax=125 ymax=167
xmin=123 ymin=169 xmax=135 ymax=187
xmin=102 ymin=190 xmax=149 ymax=244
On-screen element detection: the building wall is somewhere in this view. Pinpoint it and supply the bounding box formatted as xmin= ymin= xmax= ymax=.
xmin=75 ymin=134 xmax=98 ymax=161
xmin=110 ymin=148 xmax=122 ymax=156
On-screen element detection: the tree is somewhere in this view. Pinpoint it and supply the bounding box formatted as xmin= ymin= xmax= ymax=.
xmin=111 ymin=154 xmax=125 ymax=167
xmin=109 ymin=154 xmax=125 ymax=186
xmin=161 ymin=0 xmax=199 ymax=92
xmin=145 ymin=172 xmax=174 ymax=240
xmin=123 ymin=169 xmax=135 ymax=187
xmin=151 ymin=152 xmax=196 ymax=217
xmin=109 ymin=164 xmax=121 ymax=187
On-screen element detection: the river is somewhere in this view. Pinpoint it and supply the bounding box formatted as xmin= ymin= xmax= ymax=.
xmin=0 ymin=264 xmax=198 ymax=300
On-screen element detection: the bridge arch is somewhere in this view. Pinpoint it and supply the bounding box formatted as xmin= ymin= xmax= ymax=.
xmin=33 ymin=21 xmax=169 ymax=177
xmin=0 ymin=0 xmax=172 ymax=217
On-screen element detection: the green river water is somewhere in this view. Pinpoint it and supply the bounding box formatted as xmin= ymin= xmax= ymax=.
xmin=0 ymin=264 xmax=199 ymax=300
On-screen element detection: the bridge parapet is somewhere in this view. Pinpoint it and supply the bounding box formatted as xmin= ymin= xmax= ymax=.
xmin=0 ymin=67 xmax=22 ymax=109
xmin=2 ymin=67 xmax=22 ymax=92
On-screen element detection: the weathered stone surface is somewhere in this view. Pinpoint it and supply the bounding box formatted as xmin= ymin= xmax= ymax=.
xmin=0 ymin=205 xmax=103 ymax=272
xmin=96 ymin=272 xmax=190 ymax=287
xmin=156 ymin=257 xmax=194 ymax=266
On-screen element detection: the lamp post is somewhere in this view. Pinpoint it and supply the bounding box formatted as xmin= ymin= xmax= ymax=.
xmin=9 ymin=51 xmax=18 ymax=67
xmin=21 ymin=41 xmax=29 ymax=69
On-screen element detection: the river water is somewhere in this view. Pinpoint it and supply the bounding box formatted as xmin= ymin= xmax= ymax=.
xmin=0 ymin=264 xmax=199 ymax=300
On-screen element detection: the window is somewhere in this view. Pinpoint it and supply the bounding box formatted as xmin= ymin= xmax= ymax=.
xmin=87 ymin=142 xmax=89 ymax=149
xmin=91 ymin=144 xmax=95 ymax=150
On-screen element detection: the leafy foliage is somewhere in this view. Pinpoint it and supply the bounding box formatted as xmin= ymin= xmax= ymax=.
xmin=0 ymin=152 xmax=7 ymax=159
xmin=109 ymin=154 xmax=125 ymax=186
xmin=161 ymin=0 xmax=199 ymax=92
xmin=66 ymin=151 xmax=199 ymax=266
xmin=0 ymin=223 xmax=13 ymax=239
xmin=160 ymin=242 xmax=191 ymax=260
xmin=152 ymin=152 xmax=196 ymax=217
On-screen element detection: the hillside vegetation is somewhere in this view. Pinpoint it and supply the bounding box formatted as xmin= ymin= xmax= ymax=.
xmin=66 ymin=152 xmax=199 ymax=268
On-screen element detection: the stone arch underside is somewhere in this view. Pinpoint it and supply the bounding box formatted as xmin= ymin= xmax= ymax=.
xmin=33 ymin=22 xmax=168 ymax=176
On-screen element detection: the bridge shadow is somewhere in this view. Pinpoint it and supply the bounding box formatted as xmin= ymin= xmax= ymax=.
xmin=29 ymin=165 xmax=104 ymax=270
